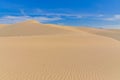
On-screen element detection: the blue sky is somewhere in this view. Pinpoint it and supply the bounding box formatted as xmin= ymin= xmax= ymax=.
xmin=0 ymin=0 xmax=120 ymax=28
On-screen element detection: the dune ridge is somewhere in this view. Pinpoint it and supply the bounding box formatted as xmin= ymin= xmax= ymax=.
xmin=0 ymin=20 xmax=120 ymax=42
xmin=0 ymin=20 xmax=82 ymax=36
xmin=76 ymin=27 xmax=120 ymax=41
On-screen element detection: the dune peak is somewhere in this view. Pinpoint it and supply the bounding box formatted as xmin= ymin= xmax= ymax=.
xmin=22 ymin=20 xmax=40 ymax=24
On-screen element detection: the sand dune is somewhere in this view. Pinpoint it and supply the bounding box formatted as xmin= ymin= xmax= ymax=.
xmin=0 ymin=20 xmax=120 ymax=80
xmin=77 ymin=27 xmax=120 ymax=41
xmin=0 ymin=24 xmax=8 ymax=28
xmin=0 ymin=20 xmax=81 ymax=36
xmin=107 ymin=29 xmax=120 ymax=33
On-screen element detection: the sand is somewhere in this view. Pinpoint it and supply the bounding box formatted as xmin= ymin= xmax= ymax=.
xmin=0 ymin=20 xmax=120 ymax=80
xmin=0 ymin=24 xmax=8 ymax=28
xmin=77 ymin=27 xmax=120 ymax=41
xmin=0 ymin=20 xmax=79 ymax=36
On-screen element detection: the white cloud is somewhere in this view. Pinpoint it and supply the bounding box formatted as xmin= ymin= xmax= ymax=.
xmin=0 ymin=8 xmax=106 ymax=24
xmin=97 ymin=14 xmax=104 ymax=17
xmin=102 ymin=15 xmax=120 ymax=21
xmin=26 ymin=9 xmax=84 ymax=18
xmin=0 ymin=16 xmax=62 ymax=24
xmin=36 ymin=13 xmax=83 ymax=18
xmin=32 ymin=9 xmax=105 ymax=19
xmin=20 ymin=9 xmax=27 ymax=16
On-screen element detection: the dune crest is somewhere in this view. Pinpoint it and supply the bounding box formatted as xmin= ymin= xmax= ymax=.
xmin=0 ymin=20 xmax=100 ymax=36
xmin=0 ymin=20 xmax=79 ymax=36
xmin=20 ymin=20 xmax=40 ymax=24
xmin=77 ymin=27 xmax=120 ymax=41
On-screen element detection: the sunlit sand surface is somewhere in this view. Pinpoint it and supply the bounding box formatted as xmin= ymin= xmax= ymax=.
xmin=0 ymin=20 xmax=120 ymax=80
xmin=77 ymin=27 xmax=120 ymax=41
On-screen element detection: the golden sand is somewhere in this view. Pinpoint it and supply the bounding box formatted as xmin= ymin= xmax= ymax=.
xmin=0 ymin=20 xmax=120 ymax=80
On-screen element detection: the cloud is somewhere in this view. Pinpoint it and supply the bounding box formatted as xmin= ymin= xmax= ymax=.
xmin=102 ymin=15 xmax=120 ymax=21
xmin=20 ymin=9 xmax=27 ymax=16
xmin=97 ymin=14 xmax=104 ymax=17
xmin=24 ymin=9 xmax=84 ymax=18
xmin=32 ymin=9 xmax=105 ymax=18
xmin=0 ymin=8 xmax=104 ymax=21
xmin=0 ymin=16 xmax=62 ymax=24
xmin=0 ymin=8 xmax=105 ymax=24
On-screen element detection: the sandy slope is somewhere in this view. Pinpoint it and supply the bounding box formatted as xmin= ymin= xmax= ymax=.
xmin=77 ymin=27 xmax=120 ymax=41
xmin=0 ymin=20 xmax=81 ymax=36
xmin=0 ymin=21 xmax=120 ymax=80
xmin=0 ymin=24 xmax=8 ymax=28
xmin=107 ymin=29 xmax=120 ymax=34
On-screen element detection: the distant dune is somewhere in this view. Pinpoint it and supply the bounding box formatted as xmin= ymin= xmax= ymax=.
xmin=77 ymin=27 xmax=120 ymax=41
xmin=0 ymin=20 xmax=120 ymax=80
